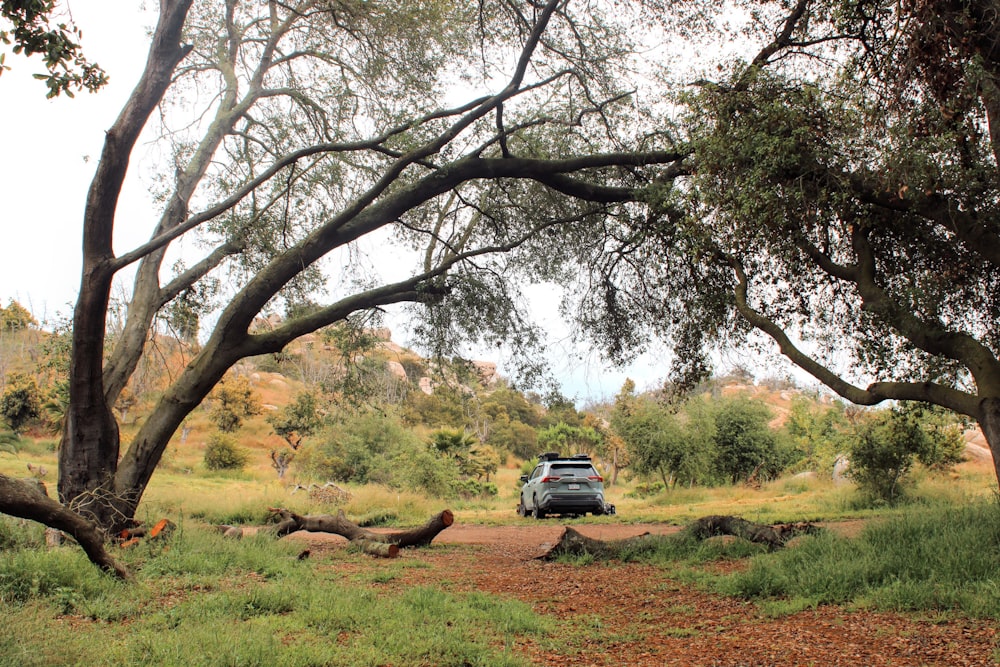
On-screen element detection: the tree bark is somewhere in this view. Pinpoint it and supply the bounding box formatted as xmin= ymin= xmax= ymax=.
xmin=978 ymin=397 xmax=1000 ymax=486
xmin=59 ymin=0 xmax=195 ymax=532
xmin=266 ymin=508 xmax=453 ymax=556
xmin=0 ymin=474 xmax=130 ymax=580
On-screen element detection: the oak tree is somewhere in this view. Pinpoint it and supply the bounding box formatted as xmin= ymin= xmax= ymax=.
xmin=56 ymin=0 xmax=684 ymax=532
xmin=576 ymin=0 xmax=1000 ymax=488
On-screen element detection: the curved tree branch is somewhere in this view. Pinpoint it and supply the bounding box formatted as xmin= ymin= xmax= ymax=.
xmin=0 ymin=474 xmax=130 ymax=580
xmin=726 ymin=253 xmax=979 ymax=416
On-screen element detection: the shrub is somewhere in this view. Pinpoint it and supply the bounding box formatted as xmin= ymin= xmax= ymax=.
xmin=451 ymin=479 xmax=498 ymax=498
xmin=847 ymin=404 xmax=964 ymax=504
xmin=203 ymin=433 xmax=249 ymax=471
xmin=0 ymin=373 xmax=41 ymax=435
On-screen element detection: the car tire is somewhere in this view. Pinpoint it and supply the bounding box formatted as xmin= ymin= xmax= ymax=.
xmin=531 ymin=496 xmax=545 ymax=520
xmin=516 ymin=496 xmax=528 ymax=517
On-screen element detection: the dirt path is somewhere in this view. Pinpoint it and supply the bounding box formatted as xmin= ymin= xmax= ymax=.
xmin=290 ymin=522 xmax=998 ymax=666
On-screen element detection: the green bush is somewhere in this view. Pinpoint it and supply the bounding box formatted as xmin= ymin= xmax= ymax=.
xmin=451 ymin=479 xmax=498 ymax=498
xmin=847 ymin=405 xmax=964 ymax=504
xmin=203 ymin=433 xmax=249 ymax=471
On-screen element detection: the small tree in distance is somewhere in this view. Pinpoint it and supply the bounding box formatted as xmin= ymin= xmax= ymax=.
xmin=848 ymin=405 xmax=965 ymax=504
xmin=0 ymin=372 xmax=41 ymax=435
xmin=208 ymin=376 xmax=261 ymax=433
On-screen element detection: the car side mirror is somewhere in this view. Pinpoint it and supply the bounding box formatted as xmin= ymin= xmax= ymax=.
xmin=519 ymin=475 xmax=528 ymax=483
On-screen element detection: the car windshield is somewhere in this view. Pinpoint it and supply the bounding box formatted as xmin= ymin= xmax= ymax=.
xmin=550 ymin=464 xmax=598 ymax=477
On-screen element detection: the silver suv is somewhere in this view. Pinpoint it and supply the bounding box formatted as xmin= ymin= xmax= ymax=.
xmin=517 ymin=453 xmax=606 ymax=518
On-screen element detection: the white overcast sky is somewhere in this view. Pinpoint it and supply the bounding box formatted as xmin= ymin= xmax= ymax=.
xmin=0 ymin=2 xmax=790 ymax=405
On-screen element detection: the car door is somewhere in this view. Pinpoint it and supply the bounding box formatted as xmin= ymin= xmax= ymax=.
xmin=524 ymin=464 xmax=545 ymax=508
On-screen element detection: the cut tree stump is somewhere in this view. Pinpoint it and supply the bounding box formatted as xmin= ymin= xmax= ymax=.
xmin=257 ymin=508 xmax=454 ymax=558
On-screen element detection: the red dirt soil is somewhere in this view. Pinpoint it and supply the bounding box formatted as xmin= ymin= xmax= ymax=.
xmin=290 ymin=522 xmax=999 ymax=666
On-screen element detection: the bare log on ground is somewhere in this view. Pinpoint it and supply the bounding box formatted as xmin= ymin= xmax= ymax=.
xmin=537 ymin=526 xmax=653 ymax=560
xmin=264 ymin=508 xmax=453 ymax=557
xmin=686 ymin=515 xmax=822 ymax=550
xmin=539 ymin=516 xmax=823 ymax=560
xmin=0 ymin=473 xmax=131 ymax=579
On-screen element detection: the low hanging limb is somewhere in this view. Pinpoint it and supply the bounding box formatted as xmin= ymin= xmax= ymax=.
xmin=0 ymin=473 xmax=131 ymax=580
xmin=219 ymin=508 xmax=455 ymax=558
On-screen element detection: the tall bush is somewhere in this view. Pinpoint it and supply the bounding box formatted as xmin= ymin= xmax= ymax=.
xmin=848 ymin=405 xmax=965 ymax=503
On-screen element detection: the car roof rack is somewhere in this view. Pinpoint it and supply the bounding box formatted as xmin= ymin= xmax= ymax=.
xmin=570 ymin=453 xmax=591 ymax=460
xmin=538 ymin=451 xmax=561 ymax=462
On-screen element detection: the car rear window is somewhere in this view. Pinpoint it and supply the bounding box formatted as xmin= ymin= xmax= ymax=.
xmin=551 ymin=464 xmax=598 ymax=477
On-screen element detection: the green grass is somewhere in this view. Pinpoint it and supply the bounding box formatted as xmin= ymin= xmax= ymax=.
xmin=709 ymin=500 xmax=1000 ymax=618
xmin=0 ymin=522 xmax=547 ymax=667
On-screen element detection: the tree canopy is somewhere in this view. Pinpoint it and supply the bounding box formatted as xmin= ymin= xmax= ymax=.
xmin=54 ymin=0 xmax=685 ymax=531
xmin=569 ymin=0 xmax=1000 ymax=485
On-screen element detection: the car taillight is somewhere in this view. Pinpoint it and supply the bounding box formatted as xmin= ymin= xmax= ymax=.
xmin=587 ymin=475 xmax=603 ymax=482
xmin=540 ymin=475 xmax=561 ymax=483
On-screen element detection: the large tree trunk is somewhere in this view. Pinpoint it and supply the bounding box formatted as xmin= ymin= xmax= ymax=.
xmin=0 ymin=474 xmax=130 ymax=579
xmin=979 ymin=397 xmax=1000 ymax=487
xmin=58 ymin=0 xmax=194 ymax=534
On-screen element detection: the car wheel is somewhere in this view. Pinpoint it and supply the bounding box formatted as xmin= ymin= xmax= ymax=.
xmin=531 ymin=496 xmax=545 ymax=519
xmin=516 ymin=496 xmax=528 ymax=517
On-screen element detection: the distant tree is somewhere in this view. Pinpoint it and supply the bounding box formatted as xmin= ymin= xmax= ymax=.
xmin=266 ymin=390 xmax=321 ymax=451
xmin=848 ymin=404 xmax=965 ymax=503
xmin=540 ymin=391 xmax=584 ymax=428
xmin=783 ymin=396 xmax=849 ymax=473
xmin=536 ymin=421 xmax=601 ymax=456
xmin=712 ymin=397 xmax=783 ymax=485
xmin=0 ymin=300 xmax=36 ymax=331
xmin=404 ymin=386 xmax=467 ymax=429
xmin=615 ymin=396 xmax=715 ymax=489
xmin=429 ymin=428 xmax=477 ymax=458
xmin=462 ymin=444 xmax=501 ymax=483
xmin=208 ymin=375 xmax=261 ymax=433
xmin=0 ymin=372 xmax=41 ymax=435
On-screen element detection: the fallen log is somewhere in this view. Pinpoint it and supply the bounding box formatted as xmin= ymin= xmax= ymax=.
xmin=537 ymin=526 xmax=652 ymax=560
xmin=538 ymin=516 xmax=823 ymax=560
xmin=0 ymin=473 xmax=131 ymax=580
xmin=259 ymin=508 xmax=453 ymax=557
xmin=686 ymin=515 xmax=821 ymax=550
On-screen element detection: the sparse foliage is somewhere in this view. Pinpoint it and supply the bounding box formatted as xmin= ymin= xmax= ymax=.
xmin=0 ymin=0 xmax=108 ymax=97
xmin=848 ymin=404 xmax=966 ymax=503
xmin=208 ymin=376 xmax=261 ymax=433
xmin=266 ymin=390 xmax=321 ymax=450
xmin=0 ymin=300 xmax=36 ymax=331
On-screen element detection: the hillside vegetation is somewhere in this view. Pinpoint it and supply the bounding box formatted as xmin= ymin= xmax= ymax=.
xmin=1 ymin=300 xmax=994 ymax=525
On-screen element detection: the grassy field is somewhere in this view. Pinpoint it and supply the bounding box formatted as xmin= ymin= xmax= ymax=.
xmin=3 ymin=442 xmax=1000 ymax=665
